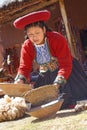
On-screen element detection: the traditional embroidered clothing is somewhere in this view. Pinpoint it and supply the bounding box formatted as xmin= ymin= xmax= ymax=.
xmin=34 ymin=40 xmax=51 ymax=64
xmin=34 ymin=39 xmax=58 ymax=73
xmin=18 ymin=31 xmax=73 ymax=80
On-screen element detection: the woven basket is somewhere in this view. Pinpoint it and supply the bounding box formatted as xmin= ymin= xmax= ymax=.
xmin=24 ymin=84 xmax=59 ymax=106
xmin=26 ymin=98 xmax=64 ymax=119
xmin=0 ymin=83 xmax=32 ymax=97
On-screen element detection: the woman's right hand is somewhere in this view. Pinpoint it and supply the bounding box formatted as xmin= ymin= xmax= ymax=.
xmin=14 ymin=79 xmax=24 ymax=84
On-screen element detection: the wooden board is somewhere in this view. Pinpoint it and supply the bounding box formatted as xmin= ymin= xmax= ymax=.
xmin=0 ymin=83 xmax=32 ymax=97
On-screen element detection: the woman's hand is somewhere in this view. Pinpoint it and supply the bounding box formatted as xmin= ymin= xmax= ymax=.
xmin=14 ymin=79 xmax=24 ymax=84
xmin=53 ymin=76 xmax=67 ymax=86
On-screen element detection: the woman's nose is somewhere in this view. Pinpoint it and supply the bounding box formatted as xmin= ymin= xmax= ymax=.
xmin=33 ymin=34 xmax=37 ymax=38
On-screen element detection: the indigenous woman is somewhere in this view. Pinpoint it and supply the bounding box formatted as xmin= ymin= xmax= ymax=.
xmin=13 ymin=10 xmax=87 ymax=109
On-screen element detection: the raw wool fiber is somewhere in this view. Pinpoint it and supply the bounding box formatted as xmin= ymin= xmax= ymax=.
xmin=0 ymin=95 xmax=27 ymax=122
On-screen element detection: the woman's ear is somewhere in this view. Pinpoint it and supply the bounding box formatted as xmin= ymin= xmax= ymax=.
xmin=43 ymin=26 xmax=46 ymax=33
xmin=24 ymin=35 xmax=29 ymax=40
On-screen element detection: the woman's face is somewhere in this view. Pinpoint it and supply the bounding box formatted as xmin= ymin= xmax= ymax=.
xmin=27 ymin=26 xmax=46 ymax=45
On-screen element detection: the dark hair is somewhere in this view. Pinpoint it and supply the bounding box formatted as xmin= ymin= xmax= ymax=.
xmin=24 ymin=21 xmax=52 ymax=40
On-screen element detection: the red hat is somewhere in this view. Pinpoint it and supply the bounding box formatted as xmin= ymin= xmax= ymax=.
xmin=13 ymin=10 xmax=50 ymax=29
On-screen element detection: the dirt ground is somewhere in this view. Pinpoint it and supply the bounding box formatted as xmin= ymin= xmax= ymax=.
xmin=0 ymin=109 xmax=87 ymax=130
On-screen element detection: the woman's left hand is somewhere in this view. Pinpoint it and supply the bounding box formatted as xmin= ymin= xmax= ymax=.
xmin=14 ymin=79 xmax=24 ymax=84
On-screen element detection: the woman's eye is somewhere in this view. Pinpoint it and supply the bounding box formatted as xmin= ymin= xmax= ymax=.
xmin=36 ymin=32 xmax=40 ymax=34
xmin=28 ymin=34 xmax=33 ymax=37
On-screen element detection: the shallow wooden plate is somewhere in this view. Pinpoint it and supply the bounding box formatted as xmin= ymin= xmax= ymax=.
xmin=0 ymin=83 xmax=32 ymax=97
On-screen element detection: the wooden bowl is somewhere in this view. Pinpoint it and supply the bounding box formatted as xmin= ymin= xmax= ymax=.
xmin=24 ymin=84 xmax=59 ymax=107
xmin=0 ymin=83 xmax=32 ymax=97
xmin=26 ymin=98 xmax=64 ymax=119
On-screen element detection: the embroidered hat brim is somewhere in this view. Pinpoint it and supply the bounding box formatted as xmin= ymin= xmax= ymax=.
xmin=13 ymin=10 xmax=50 ymax=30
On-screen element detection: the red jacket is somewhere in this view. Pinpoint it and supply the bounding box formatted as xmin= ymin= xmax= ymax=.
xmin=18 ymin=31 xmax=73 ymax=80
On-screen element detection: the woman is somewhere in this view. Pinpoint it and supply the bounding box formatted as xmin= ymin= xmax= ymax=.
xmin=13 ymin=10 xmax=87 ymax=109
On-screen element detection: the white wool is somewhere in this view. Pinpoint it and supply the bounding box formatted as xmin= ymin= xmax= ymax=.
xmin=0 ymin=95 xmax=28 ymax=122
